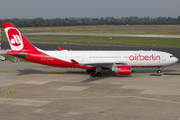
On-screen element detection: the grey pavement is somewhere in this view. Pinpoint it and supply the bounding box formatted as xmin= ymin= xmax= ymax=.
xmin=0 ymin=61 xmax=180 ymax=120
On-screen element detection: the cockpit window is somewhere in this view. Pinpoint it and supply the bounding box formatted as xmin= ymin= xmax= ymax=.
xmin=170 ymin=55 xmax=174 ymax=58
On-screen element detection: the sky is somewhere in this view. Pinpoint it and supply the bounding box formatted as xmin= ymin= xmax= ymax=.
xmin=0 ymin=0 xmax=180 ymax=19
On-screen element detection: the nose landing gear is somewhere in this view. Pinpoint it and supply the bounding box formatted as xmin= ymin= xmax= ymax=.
xmin=157 ymin=70 xmax=161 ymax=73
xmin=157 ymin=67 xmax=162 ymax=74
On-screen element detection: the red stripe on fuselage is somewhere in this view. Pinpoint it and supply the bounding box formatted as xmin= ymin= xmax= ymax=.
xmin=8 ymin=50 xmax=95 ymax=70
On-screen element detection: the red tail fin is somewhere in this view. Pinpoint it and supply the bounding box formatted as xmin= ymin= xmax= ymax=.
xmin=2 ymin=22 xmax=37 ymax=52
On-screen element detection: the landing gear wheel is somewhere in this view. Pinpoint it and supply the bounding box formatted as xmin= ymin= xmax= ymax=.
xmin=97 ymin=72 xmax=102 ymax=77
xmin=157 ymin=70 xmax=161 ymax=74
xmin=87 ymin=69 xmax=92 ymax=74
xmin=91 ymin=72 xmax=96 ymax=77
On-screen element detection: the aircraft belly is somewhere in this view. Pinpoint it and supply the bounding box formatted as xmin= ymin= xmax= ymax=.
xmin=129 ymin=60 xmax=160 ymax=67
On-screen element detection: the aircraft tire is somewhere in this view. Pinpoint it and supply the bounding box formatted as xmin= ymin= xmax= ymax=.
xmin=87 ymin=69 xmax=92 ymax=74
xmin=157 ymin=70 xmax=161 ymax=73
xmin=97 ymin=72 xmax=102 ymax=77
xmin=91 ymin=72 xmax=96 ymax=77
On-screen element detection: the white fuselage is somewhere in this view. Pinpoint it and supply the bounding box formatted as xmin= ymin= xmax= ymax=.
xmin=43 ymin=50 xmax=178 ymax=68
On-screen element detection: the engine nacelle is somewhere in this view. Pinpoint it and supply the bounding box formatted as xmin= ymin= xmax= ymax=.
xmin=114 ymin=65 xmax=131 ymax=75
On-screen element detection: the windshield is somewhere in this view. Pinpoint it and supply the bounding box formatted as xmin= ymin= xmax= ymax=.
xmin=170 ymin=55 xmax=174 ymax=58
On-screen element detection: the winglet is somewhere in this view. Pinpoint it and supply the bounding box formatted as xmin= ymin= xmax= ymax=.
xmin=58 ymin=46 xmax=65 ymax=50
xmin=71 ymin=59 xmax=79 ymax=64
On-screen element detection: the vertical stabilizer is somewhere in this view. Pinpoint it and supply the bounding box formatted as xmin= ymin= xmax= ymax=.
xmin=2 ymin=22 xmax=38 ymax=52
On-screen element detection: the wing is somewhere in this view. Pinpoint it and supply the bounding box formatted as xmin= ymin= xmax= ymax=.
xmin=82 ymin=61 xmax=128 ymax=69
xmin=71 ymin=59 xmax=128 ymax=69
xmin=70 ymin=59 xmax=132 ymax=76
xmin=82 ymin=61 xmax=127 ymax=65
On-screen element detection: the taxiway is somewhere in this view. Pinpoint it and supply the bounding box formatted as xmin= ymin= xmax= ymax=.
xmin=0 ymin=60 xmax=180 ymax=120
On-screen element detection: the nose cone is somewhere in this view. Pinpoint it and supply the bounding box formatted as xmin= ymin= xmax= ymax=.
xmin=175 ymin=57 xmax=179 ymax=63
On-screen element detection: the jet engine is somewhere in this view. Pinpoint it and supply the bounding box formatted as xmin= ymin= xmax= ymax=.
xmin=114 ymin=65 xmax=131 ymax=75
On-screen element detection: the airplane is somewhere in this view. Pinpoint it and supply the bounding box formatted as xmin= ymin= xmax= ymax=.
xmin=2 ymin=22 xmax=178 ymax=77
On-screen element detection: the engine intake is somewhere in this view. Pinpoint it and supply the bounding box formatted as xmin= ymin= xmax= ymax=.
xmin=114 ymin=65 xmax=131 ymax=75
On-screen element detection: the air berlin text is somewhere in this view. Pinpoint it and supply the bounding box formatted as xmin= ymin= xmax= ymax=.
xmin=129 ymin=54 xmax=161 ymax=61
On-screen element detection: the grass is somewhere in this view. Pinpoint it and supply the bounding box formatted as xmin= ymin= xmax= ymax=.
xmin=25 ymin=36 xmax=180 ymax=47
xmin=1 ymin=25 xmax=180 ymax=48
xmin=2 ymin=35 xmax=180 ymax=47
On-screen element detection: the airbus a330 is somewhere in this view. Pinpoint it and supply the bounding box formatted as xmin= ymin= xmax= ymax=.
xmin=3 ymin=22 xmax=178 ymax=77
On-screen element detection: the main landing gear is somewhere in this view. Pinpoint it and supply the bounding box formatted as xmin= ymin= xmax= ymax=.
xmin=87 ymin=68 xmax=102 ymax=77
xmin=90 ymin=72 xmax=102 ymax=77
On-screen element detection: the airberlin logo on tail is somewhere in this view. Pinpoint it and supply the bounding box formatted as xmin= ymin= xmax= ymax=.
xmin=11 ymin=35 xmax=21 ymax=46
xmin=5 ymin=27 xmax=24 ymax=51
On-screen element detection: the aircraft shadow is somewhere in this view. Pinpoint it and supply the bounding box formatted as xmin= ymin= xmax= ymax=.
xmin=16 ymin=69 xmax=132 ymax=83
xmin=17 ymin=69 xmax=180 ymax=83
xmin=17 ymin=69 xmax=65 ymax=75
xmin=17 ymin=69 xmax=87 ymax=75
xmin=80 ymin=72 xmax=132 ymax=83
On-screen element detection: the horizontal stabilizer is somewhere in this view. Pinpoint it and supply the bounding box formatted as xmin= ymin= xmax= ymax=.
xmin=7 ymin=51 xmax=28 ymax=58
